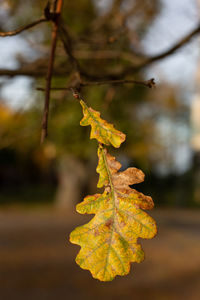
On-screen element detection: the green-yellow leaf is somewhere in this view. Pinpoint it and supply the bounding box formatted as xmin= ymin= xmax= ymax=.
xmin=70 ymin=146 xmax=157 ymax=281
xmin=79 ymin=100 xmax=126 ymax=148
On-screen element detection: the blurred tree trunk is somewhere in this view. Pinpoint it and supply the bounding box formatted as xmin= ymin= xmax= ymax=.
xmin=55 ymin=154 xmax=86 ymax=210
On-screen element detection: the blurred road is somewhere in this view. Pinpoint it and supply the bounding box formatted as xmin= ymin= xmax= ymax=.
xmin=0 ymin=208 xmax=200 ymax=300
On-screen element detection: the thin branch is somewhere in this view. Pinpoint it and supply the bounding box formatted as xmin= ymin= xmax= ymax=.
xmin=72 ymin=50 xmax=142 ymax=64
xmin=0 ymin=17 xmax=47 ymax=37
xmin=58 ymin=21 xmax=81 ymax=84
xmin=41 ymin=0 xmax=63 ymax=143
xmin=143 ymin=23 xmax=200 ymax=65
xmin=0 ymin=65 xmax=71 ymax=77
xmin=122 ymin=23 xmax=200 ymax=75
xmin=37 ymin=78 xmax=155 ymax=91
xmin=81 ymin=78 xmax=155 ymax=88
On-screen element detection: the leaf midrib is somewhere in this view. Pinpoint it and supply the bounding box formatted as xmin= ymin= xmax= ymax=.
xmin=101 ymin=146 xmax=118 ymax=278
xmin=81 ymin=100 xmax=115 ymax=137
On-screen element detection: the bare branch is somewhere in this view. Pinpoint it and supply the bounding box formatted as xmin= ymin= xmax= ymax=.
xmin=37 ymin=78 xmax=155 ymax=91
xmin=73 ymin=50 xmax=142 ymax=64
xmin=122 ymin=23 xmax=200 ymax=75
xmin=1 ymin=17 xmax=199 ymax=82
xmin=81 ymin=78 xmax=155 ymax=88
xmin=0 ymin=64 xmax=71 ymax=77
xmin=41 ymin=0 xmax=63 ymax=144
xmin=1 ymin=21 xmax=199 ymax=91
xmin=58 ymin=21 xmax=81 ymax=84
xmin=0 ymin=17 xmax=47 ymax=37
xmin=141 ymin=25 xmax=200 ymax=66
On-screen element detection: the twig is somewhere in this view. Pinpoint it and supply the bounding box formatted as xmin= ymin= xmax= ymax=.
xmin=81 ymin=78 xmax=155 ymax=88
xmin=41 ymin=0 xmax=63 ymax=143
xmin=37 ymin=87 xmax=71 ymax=91
xmin=0 ymin=65 xmax=71 ymax=77
xmin=58 ymin=21 xmax=81 ymax=84
xmin=0 ymin=17 xmax=47 ymax=37
xmin=37 ymin=78 xmax=155 ymax=91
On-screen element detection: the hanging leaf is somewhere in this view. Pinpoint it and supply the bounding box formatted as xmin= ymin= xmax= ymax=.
xmin=70 ymin=145 xmax=157 ymax=281
xmin=80 ymin=100 xmax=126 ymax=148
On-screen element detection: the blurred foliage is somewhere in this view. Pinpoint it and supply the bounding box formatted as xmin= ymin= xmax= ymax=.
xmin=0 ymin=0 xmax=161 ymax=168
xmin=0 ymin=0 xmax=198 ymax=207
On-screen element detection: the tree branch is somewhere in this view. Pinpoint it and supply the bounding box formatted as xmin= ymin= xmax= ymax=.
xmin=81 ymin=78 xmax=155 ymax=88
xmin=0 ymin=17 xmax=47 ymax=37
xmin=0 ymin=65 xmax=71 ymax=77
xmin=37 ymin=78 xmax=155 ymax=91
xmin=122 ymin=23 xmax=200 ymax=75
xmin=58 ymin=21 xmax=81 ymax=85
xmin=41 ymin=0 xmax=63 ymax=143
xmin=1 ymin=22 xmax=199 ymax=89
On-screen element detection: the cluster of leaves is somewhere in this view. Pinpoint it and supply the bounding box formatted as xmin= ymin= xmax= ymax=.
xmin=70 ymin=100 xmax=157 ymax=281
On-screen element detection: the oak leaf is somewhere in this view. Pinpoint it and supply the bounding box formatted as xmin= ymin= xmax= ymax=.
xmin=80 ymin=100 xmax=126 ymax=148
xmin=70 ymin=145 xmax=157 ymax=281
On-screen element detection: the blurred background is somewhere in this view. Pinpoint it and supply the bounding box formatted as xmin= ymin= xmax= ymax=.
xmin=0 ymin=0 xmax=200 ymax=299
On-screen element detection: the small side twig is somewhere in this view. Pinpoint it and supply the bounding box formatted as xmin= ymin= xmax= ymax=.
xmin=41 ymin=0 xmax=63 ymax=143
xmin=81 ymin=78 xmax=155 ymax=88
xmin=37 ymin=78 xmax=155 ymax=91
xmin=0 ymin=17 xmax=47 ymax=37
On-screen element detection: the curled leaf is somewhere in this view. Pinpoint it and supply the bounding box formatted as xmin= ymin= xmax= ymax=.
xmin=80 ymin=100 xmax=126 ymax=148
xmin=70 ymin=146 xmax=157 ymax=281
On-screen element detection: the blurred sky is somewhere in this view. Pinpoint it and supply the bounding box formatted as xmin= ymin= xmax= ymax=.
xmin=0 ymin=34 xmax=35 ymax=110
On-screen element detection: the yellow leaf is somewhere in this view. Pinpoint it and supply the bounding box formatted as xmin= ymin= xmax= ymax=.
xmin=80 ymin=100 xmax=126 ymax=148
xmin=70 ymin=145 xmax=157 ymax=281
